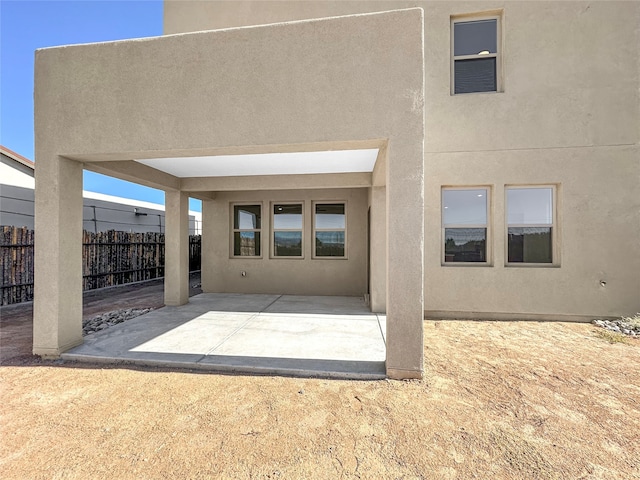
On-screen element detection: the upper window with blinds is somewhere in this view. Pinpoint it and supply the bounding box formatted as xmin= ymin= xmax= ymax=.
xmin=451 ymin=14 xmax=502 ymax=94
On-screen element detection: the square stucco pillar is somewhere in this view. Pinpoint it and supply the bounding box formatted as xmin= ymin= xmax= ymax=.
xmin=164 ymin=190 xmax=189 ymax=306
xmin=200 ymin=198 xmax=217 ymax=293
xmin=385 ymin=142 xmax=424 ymax=380
xmin=33 ymin=155 xmax=84 ymax=357
xmin=369 ymin=186 xmax=386 ymax=313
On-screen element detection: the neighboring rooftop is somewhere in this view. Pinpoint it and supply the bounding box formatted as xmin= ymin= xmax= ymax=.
xmin=0 ymin=145 xmax=35 ymax=170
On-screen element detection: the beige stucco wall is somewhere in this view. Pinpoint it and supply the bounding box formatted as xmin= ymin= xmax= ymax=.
xmin=36 ymin=10 xmax=423 ymax=157
xmin=426 ymin=146 xmax=639 ymax=320
xmin=202 ymin=188 xmax=368 ymax=296
xmin=164 ymin=1 xmax=639 ymax=148
xmin=166 ymin=0 xmax=640 ymax=319
xmin=34 ymin=9 xmax=425 ymax=376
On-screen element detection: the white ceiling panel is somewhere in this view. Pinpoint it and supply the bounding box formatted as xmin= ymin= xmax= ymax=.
xmin=134 ymin=149 xmax=379 ymax=178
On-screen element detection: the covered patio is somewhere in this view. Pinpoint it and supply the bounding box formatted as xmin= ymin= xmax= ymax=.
xmin=33 ymin=8 xmax=425 ymax=379
xmin=62 ymin=294 xmax=387 ymax=379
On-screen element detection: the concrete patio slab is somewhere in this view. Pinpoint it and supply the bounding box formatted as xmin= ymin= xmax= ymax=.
xmin=62 ymin=294 xmax=386 ymax=379
xmin=131 ymin=312 xmax=257 ymax=355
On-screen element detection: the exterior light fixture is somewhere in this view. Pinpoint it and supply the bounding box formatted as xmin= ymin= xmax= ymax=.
xmin=478 ymin=50 xmax=490 ymax=55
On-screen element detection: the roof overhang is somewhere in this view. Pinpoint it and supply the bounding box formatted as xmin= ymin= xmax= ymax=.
xmin=134 ymin=148 xmax=379 ymax=178
xmin=0 ymin=145 xmax=35 ymax=170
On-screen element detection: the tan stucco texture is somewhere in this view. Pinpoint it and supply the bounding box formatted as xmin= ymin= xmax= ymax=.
xmin=164 ymin=0 xmax=640 ymax=320
xmin=202 ymin=189 xmax=368 ymax=297
xmin=34 ymin=9 xmax=426 ymax=377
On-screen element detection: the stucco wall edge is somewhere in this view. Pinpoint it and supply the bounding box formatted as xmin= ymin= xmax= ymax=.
xmin=35 ymin=7 xmax=424 ymax=55
xmin=424 ymin=311 xmax=616 ymax=323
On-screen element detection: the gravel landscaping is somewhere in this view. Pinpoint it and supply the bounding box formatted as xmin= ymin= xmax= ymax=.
xmin=82 ymin=308 xmax=154 ymax=336
xmin=592 ymin=314 xmax=640 ymax=337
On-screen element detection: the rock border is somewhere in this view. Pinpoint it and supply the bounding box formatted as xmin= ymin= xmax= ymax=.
xmin=592 ymin=316 xmax=640 ymax=337
xmin=83 ymin=308 xmax=154 ymax=336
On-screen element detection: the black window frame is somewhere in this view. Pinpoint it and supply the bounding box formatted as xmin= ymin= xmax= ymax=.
xmin=451 ymin=14 xmax=502 ymax=95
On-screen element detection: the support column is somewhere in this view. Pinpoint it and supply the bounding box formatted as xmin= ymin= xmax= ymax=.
xmin=201 ymin=198 xmax=216 ymax=292
xmin=385 ymin=141 xmax=424 ymax=380
xmin=33 ymin=155 xmax=84 ymax=357
xmin=369 ymin=186 xmax=387 ymax=313
xmin=164 ymin=190 xmax=189 ymax=306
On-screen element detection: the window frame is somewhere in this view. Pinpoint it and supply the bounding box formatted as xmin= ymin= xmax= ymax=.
xmin=441 ymin=186 xmax=492 ymax=266
xmin=230 ymin=202 xmax=263 ymax=259
xmin=505 ymin=185 xmax=559 ymax=267
xmin=271 ymin=201 xmax=304 ymax=259
xmin=450 ymin=12 xmax=503 ymax=95
xmin=312 ymin=201 xmax=347 ymax=260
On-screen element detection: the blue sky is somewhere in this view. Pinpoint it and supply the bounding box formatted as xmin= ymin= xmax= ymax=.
xmin=1 ymin=0 xmax=201 ymax=211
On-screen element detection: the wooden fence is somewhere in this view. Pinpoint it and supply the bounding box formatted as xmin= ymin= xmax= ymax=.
xmin=0 ymin=226 xmax=201 ymax=306
xmin=0 ymin=226 xmax=34 ymax=306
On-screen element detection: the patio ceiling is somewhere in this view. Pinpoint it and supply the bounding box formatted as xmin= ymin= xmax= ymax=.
xmin=134 ymin=149 xmax=379 ymax=178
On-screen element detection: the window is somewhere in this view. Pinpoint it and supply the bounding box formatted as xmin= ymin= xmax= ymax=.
xmin=506 ymin=187 xmax=555 ymax=264
xmin=442 ymin=188 xmax=489 ymax=263
xmin=313 ymin=203 xmax=346 ymax=258
xmin=451 ymin=14 xmax=501 ymax=94
xmin=272 ymin=203 xmax=303 ymax=257
xmin=232 ymin=204 xmax=261 ymax=257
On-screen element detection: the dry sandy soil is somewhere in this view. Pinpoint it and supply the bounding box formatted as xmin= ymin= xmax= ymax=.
xmin=1 ymin=282 xmax=638 ymax=479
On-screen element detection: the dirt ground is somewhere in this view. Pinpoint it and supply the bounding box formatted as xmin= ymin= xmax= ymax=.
xmin=0 ymin=274 xmax=201 ymax=365
xmin=1 ymin=282 xmax=639 ymax=479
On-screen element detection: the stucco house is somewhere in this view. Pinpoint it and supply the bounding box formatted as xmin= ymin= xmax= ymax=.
xmin=32 ymin=1 xmax=639 ymax=379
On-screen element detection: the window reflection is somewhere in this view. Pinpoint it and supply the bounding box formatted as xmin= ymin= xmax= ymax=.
xmin=507 ymin=187 xmax=554 ymax=264
xmin=315 ymin=231 xmax=345 ymax=257
xmin=442 ymin=188 xmax=489 ymax=263
xmin=314 ymin=203 xmax=346 ymax=257
xmin=508 ymin=227 xmax=552 ymax=263
xmin=234 ymin=205 xmax=261 ymax=230
xmin=315 ymin=204 xmax=345 ymax=229
xmin=233 ymin=204 xmax=261 ymax=256
xmin=444 ymin=228 xmax=486 ymax=262
xmin=234 ymin=231 xmax=260 ymax=257
xmin=273 ymin=203 xmax=303 ymax=257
